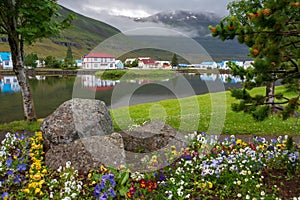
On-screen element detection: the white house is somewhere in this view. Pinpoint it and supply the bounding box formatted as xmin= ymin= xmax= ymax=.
xmin=198 ymin=61 xmax=218 ymax=69
xmin=243 ymin=61 xmax=254 ymax=69
xmin=115 ymin=60 xmax=124 ymax=69
xmin=124 ymin=58 xmax=136 ymax=65
xmin=137 ymin=57 xmax=157 ymax=69
xmin=220 ymin=60 xmax=244 ymax=70
xmin=82 ymin=53 xmax=116 ymax=69
xmin=0 ymin=52 xmax=13 ymax=69
xmin=155 ymin=61 xmax=171 ymax=69
xmin=75 ymin=60 xmax=82 ymax=68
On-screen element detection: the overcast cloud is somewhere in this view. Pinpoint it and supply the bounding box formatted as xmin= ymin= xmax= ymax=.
xmin=58 ymin=0 xmax=232 ymax=35
xmin=59 ymin=0 xmax=232 ymax=18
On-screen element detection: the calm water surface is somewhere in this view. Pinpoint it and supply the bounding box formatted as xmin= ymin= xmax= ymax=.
xmin=0 ymin=74 xmax=242 ymax=123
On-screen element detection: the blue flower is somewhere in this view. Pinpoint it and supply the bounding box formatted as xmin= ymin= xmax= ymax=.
xmin=6 ymin=158 xmax=13 ymax=167
xmin=108 ymin=187 xmax=116 ymax=198
xmin=17 ymin=164 xmax=27 ymax=172
xmin=13 ymin=176 xmax=21 ymax=184
xmin=100 ymin=180 xmax=105 ymax=190
xmin=182 ymin=155 xmax=193 ymax=160
xmin=108 ymin=174 xmax=116 ymax=187
xmin=159 ymin=173 xmax=166 ymax=181
xmin=94 ymin=184 xmax=101 ymax=197
xmin=100 ymin=192 xmax=108 ymax=200
xmin=2 ymin=192 xmax=8 ymax=199
xmin=7 ymin=170 xmax=13 ymax=176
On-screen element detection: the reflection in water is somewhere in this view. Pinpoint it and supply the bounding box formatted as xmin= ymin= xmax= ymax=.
xmin=0 ymin=76 xmax=20 ymax=93
xmin=81 ymin=75 xmax=119 ymax=91
xmin=0 ymin=73 xmax=242 ymax=123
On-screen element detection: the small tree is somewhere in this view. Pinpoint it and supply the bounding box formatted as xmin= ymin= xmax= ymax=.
xmin=131 ymin=60 xmax=138 ymax=68
xmin=0 ymin=0 xmax=73 ymax=121
xmin=44 ymin=56 xmax=61 ymax=68
xmin=24 ymin=53 xmax=38 ymax=69
xmin=210 ymin=0 xmax=300 ymax=120
xmin=171 ymin=54 xmax=178 ymax=67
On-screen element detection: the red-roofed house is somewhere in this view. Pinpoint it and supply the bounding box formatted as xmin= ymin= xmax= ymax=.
xmin=82 ymin=53 xmax=116 ymax=69
xmin=137 ymin=57 xmax=158 ymax=69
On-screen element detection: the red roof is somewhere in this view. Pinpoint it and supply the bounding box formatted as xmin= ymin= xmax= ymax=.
xmin=84 ymin=53 xmax=115 ymax=58
xmin=87 ymin=86 xmax=114 ymax=91
xmin=139 ymin=58 xmax=156 ymax=65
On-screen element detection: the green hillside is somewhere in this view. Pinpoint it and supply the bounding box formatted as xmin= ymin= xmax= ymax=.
xmin=0 ymin=6 xmax=120 ymax=59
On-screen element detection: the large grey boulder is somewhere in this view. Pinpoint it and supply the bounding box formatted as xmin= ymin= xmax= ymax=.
xmin=120 ymin=120 xmax=186 ymax=153
xmin=41 ymin=98 xmax=113 ymax=151
xmin=120 ymin=120 xmax=188 ymax=172
xmin=45 ymin=133 xmax=125 ymax=174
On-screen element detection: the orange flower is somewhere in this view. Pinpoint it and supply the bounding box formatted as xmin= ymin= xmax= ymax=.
xmin=126 ymin=191 xmax=132 ymax=198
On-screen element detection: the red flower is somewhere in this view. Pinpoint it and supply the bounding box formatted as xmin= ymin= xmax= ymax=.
xmin=147 ymin=180 xmax=153 ymax=192
xmin=140 ymin=179 xmax=146 ymax=188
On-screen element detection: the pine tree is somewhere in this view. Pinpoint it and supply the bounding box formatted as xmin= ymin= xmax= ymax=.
xmin=64 ymin=45 xmax=74 ymax=67
xmin=171 ymin=54 xmax=178 ymax=67
xmin=210 ymin=0 xmax=300 ymax=121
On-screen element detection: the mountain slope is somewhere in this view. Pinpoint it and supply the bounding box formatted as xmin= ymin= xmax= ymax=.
xmin=134 ymin=10 xmax=250 ymax=61
xmin=0 ymin=6 xmax=120 ymax=59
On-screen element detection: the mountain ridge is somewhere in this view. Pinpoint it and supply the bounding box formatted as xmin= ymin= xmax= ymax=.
xmin=0 ymin=6 xmax=120 ymax=59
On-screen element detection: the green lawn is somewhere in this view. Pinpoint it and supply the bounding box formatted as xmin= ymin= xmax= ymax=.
xmin=95 ymin=69 xmax=176 ymax=80
xmin=1 ymin=86 xmax=299 ymax=135
xmin=111 ymin=86 xmax=300 ymax=135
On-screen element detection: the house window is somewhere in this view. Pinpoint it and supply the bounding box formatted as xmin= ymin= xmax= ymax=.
xmin=94 ymin=63 xmax=98 ymax=68
xmin=5 ymin=61 xmax=9 ymax=66
xmin=110 ymin=64 xmax=114 ymax=68
xmin=94 ymin=58 xmax=98 ymax=61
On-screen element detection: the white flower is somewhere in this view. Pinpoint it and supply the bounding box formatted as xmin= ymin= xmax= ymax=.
xmin=62 ymin=197 xmax=71 ymax=200
xmin=71 ymin=193 xmax=77 ymax=198
xmin=65 ymin=181 xmax=71 ymax=187
xmin=50 ymin=192 xmax=53 ymax=199
xmin=57 ymin=166 xmax=62 ymax=173
xmin=237 ymin=193 xmax=242 ymax=197
xmin=261 ymin=191 xmax=265 ymax=196
xmin=65 ymin=187 xmax=71 ymax=194
xmin=77 ymin=185 xmax=82 ymax=191
xmin=246 ymin=194 xmax=250 ymax=199
xmin=170 ymin=178 xmax=175 ymax=184
xmin=177 ymin=190 xmax=183 ymax=196
xmin=51 ymin=179 xmax=58 ymax=184
xmin=0 ymin=151 xmax=6 ymax=157
xmin=66 ymin=161 xmax=72 ymax=168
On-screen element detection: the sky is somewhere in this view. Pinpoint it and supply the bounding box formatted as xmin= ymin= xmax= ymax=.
xmin=58 ymin=0 xmax=232 ymax=19
xmin=58 ymin=0 xmax=233 ymax=35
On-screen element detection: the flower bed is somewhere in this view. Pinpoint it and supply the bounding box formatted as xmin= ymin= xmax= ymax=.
xmin=0 ymin=132 xmax=299 ymax=199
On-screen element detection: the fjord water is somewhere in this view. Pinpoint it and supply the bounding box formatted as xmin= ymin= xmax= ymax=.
xmin=0 ymin=74 xmax=242 ymax=123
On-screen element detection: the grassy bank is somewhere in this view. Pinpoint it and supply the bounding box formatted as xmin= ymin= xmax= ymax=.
xmin=0 ymin=120 xmax=41 ymax=133
xmin=95 ymin=69 xmax=176 ymax=80
xmin=111 ymin=85 xmax=300 ymax=135
xmin=0 ymin=86 xmax=299 ymax=135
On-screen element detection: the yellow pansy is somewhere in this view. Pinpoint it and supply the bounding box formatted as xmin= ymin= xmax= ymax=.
xmin=35 ymin=188 xmax=41 ymax=194
xmin=100 ymin=165 xmax=108 ymax=174
xmin=32 ymin=173 xmax=41 ymax=181
xmin=208 ymin=182 xmax=213 ymax=189
xmin=23 ymin=188 xmax=30 ymax=194
xmin=42 ymin=168 xmax=47 ymax=174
